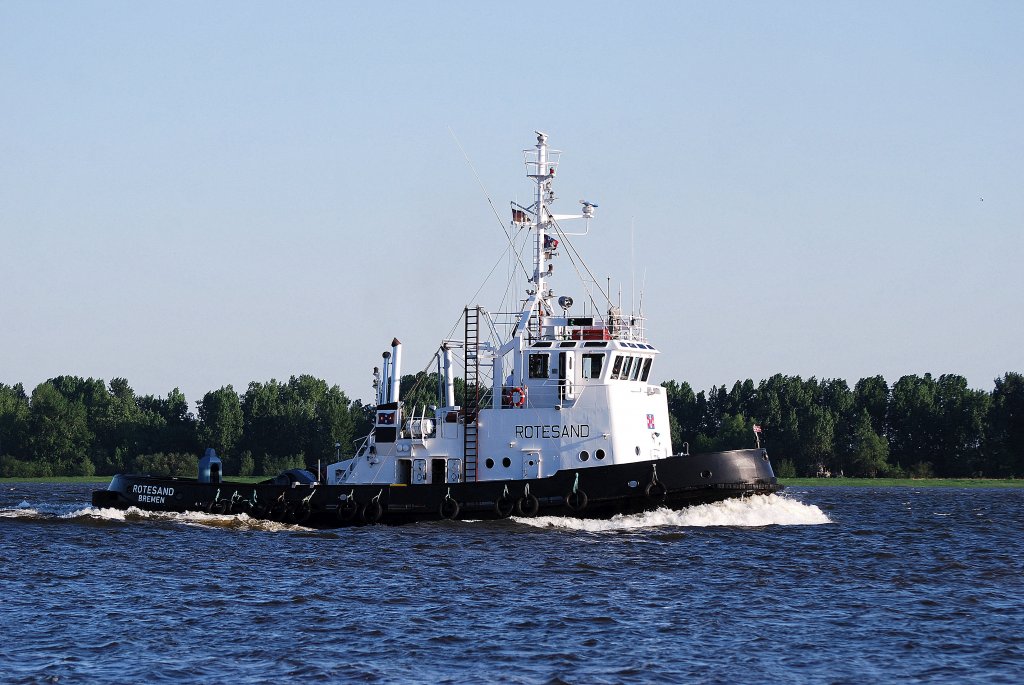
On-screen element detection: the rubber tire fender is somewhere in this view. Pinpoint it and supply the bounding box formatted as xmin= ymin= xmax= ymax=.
xmin=516 ymin=493 xmax=540 ymax=517
xmin=336 ymin=498 xmax=358 ymax=522
xmin=292 ymin=502 xmax=312 ymax=524
xmin=361 ymin=499 xmax=383 ymax=524
xmin=645 ymin=480 xmax=667 ymax=500
xmin=439 ymin=497 xmax=460 ymax=520
xmin=564 ymin=489 xmax=588 ymax=512
xmin=493 ymin=496 xmax=515 ymax=519
xmin=269 ymin=501 xmax=288 ymax=521
xmin=207 ymin=501 xmax=228 ymax=515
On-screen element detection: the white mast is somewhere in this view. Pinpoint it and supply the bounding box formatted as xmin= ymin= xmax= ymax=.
xmin=506 ymin=131 xmax=594 ymax=346
xmin=533 ymin=131 xmax=549 ymax=295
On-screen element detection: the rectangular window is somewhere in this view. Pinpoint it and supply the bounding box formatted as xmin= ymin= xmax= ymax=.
xmin=582 ymin=353 xmax=604 ymax=379
xmin=640 ymin=357 xmax=652 ymax=382
xmin=631 ymin=356 xmax=643 ymax=381
xmin=528 ymin=353 xmax=549 ymax=379
xmin=621 ymin=356 xmax=634 ymax=380
xmin=610 ymin=354 xmax=624 ymax=380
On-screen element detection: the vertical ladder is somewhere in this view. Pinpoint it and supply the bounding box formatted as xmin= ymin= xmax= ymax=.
xmin=463 ymin=306 xmax=480 ymax=482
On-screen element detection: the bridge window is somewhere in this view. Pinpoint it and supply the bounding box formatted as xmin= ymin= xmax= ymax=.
xmin=529 ymin=353 xmax=549 ymax=379
xmin=631 ymin=356 xmax=643 ymax=381
xmin=610 ymin=354 xmax=624 ymax=379
xmin=621 ymin=356 xmax=634 ymax=380
xmin=582 ymin=353 xmax=604 ymax=379
xmin=640 ymin=358 xmax=652 ymax=382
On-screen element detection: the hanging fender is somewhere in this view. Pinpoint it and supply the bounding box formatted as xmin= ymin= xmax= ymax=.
xmin=565 ymin=489 xmax=588 ymax=512
xmin=439 ymin=497 xmax=460 ymax=520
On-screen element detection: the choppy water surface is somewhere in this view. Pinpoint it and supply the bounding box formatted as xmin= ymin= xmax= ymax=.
xmin=2 ymin=483 xmax=1022 ymax=684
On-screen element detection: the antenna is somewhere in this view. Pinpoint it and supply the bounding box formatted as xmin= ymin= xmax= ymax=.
xmin=638 ymin=268 xmax=647 ymax=315
xmin=630 ymin=218 xmax=635 ymax=318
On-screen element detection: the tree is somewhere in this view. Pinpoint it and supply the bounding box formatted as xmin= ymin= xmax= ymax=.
xmin=932 ymin=374 xmax=989 ymax=476
xmin=854 ymin=375 xmax=889 ymax=436
xmin=694 ymin=413 xmax=756 ymax=452
xmin=29 ymin=381 xmax=94 ymax=475
xmin=888 ymin=374 xmax=939 ymax=472
xmin=241 ymin=375 xmax=355 ymax=470
xmin=986 ymin=372 xmax=1024 ymax=476
xmin=846 ymin=410 xmax=891 ymax=477
xmin=198 ymin=385 xmax=244 ymax=470
xmin=0 ymin=383 xmax=30 ymax=458
xmin=137 ymin=388 xmax=199 ymax=454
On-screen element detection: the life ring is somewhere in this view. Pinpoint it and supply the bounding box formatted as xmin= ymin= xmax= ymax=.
xmin=505 ymin=386 xmax=527 ymax=408
xmin=439 ymin=497 xmax=460 ymax=520
xmin=361 ymin=499 xmax=383 ymax=524
xmin=494 ymin=495 xmax=515 ymax=518
xmin=516 ymin=493 xmax=540 ymax=517
xmin=336 ymin=498 xmax=358 ymax=522
xmin=565 ymin=489 xmax=588 ymax=512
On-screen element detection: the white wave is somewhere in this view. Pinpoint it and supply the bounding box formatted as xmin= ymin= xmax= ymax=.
xmin=2 ymin=503 xmax=307 ymax=532
xmin=75 ymin=505 xmax=305 ymax=532
xmin=512 ymin=494 xmax=831 ymax=531
xmin=0 ymin=508 xmax=38 ymax=519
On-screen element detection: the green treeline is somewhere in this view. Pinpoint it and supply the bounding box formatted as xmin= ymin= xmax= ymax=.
xmin=1 ymin=371 xmax=1022 ymax=479
xmin=664 ymin=372 xmax=1024 ymax=478
xmin=0 ymin=375 xmax=376 ymax=478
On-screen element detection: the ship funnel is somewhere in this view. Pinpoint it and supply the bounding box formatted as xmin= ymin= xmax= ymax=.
xmin=391 ymin=338 xmax=402 ymax=403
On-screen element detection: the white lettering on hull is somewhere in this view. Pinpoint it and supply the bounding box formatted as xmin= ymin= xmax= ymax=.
xmin=131 ymin=484 xmax=175 ymax=505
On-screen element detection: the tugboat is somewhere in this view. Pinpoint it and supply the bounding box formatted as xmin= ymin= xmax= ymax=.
xmin=93 ymin=132 xmax=781 ymax=526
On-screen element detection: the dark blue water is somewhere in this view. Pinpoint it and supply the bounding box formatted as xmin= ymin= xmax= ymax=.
xmin=2 ymin=483 xmax=1022 ymax=684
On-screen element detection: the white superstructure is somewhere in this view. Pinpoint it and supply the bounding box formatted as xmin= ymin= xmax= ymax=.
xmin=327 ymin=133 xmax=673 ymax=487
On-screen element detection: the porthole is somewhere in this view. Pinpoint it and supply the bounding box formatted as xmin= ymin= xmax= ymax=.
xmin=635 ymin=446 xmax=640 ymax=456
xmin=502 ymin=457 xmax=511 ymax=468
xmin=700 ymin=470 xmax=712 ymax=479
xmin=579 ymin=450 xmax=590 ymax=462
xmin=762 ymin=453 xmax=769 ymax=462
xmin=596 ymin=449 xmax=606 ymax=460
xmin=485 ymin=458 xmax=494 ymax=469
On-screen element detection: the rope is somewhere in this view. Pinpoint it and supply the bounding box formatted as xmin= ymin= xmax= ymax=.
xmin=572 ymin=472 xmax=579 ymax=494
xmin=448 ymin=126 xmax=531 ymax=281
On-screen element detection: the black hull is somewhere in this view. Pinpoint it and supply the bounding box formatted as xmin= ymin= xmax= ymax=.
xmin=92 ymin=449 xmax=781 ymax=528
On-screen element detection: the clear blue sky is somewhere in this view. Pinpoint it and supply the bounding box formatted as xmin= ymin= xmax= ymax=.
xmin=2 ymin=1 xmax=1021 ymax=406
